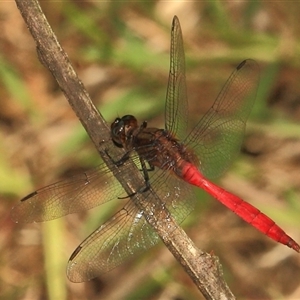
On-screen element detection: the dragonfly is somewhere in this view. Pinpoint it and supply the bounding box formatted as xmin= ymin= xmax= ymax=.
xmin=12 ymin=16 xmax=299 ymax=283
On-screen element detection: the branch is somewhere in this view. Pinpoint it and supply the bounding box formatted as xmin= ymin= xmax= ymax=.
xmin=14 ymin=1 xmax=235 ymax=299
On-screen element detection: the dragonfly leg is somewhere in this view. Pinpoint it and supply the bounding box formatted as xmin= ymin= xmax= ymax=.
xmin=117 ymin=158 xmax=153 ymax=200
xmin=104 ymin=149 xmax=131 ymax=166
xmin=138 ymin=157 xmax=152 ymax=193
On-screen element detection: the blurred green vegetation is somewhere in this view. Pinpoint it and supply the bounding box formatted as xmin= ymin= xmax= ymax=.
xmin=1 ymin=1 xmax=300 ymax=300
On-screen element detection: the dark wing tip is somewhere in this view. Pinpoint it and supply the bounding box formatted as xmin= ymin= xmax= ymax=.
xmin=236 ymin=59 xmax=247 ymax=70
xmin=20 ymin=191 xmax=37 ymax=202
xmin=172 ymin=15 xmax=179 ymax=27
xmin=236 ymin=59 xmax=259 ymax=71
xmin=69 ymin=245 xmax=82 ymax=261
xmin=10 ymin=191 xmax=38 ymax=223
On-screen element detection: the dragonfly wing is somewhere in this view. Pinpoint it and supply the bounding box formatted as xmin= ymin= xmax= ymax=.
xmin=67 ymin=200 xmax=159 ymax=282
xmin=67 ymin=168 xmax=195 ymax=282
xmin=11 ymin=144 xmax=136 ymax=223
xmin=150 ymin=168 xmax=196 ymax=224
xmin=185 ymin=59 xmax=260 ymax=178
xmin=165 ymin=16 xmax=188 ymax=140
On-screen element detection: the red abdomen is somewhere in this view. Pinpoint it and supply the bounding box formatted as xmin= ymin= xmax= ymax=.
xmin=181 ymin=162 xmax=300 ymax=252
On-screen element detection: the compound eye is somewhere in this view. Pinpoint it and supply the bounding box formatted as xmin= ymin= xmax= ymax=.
xmin=121 ymin=115 xmax=137 ymax=127
xmin=111 ymin=117 xmax=121 ymax=129
xmin=111 ymin=118 xmax=124 ymax=146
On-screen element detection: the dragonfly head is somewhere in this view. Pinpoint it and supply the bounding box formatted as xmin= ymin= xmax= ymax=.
xmin=111 ymin=115 xmax=138 ymax=148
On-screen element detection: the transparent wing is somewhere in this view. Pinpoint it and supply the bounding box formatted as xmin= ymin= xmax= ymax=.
xmin=185 ymin=59 xmax=260 ymax=178
xmin=165 ymin=16 xmax=188 ymax=140
xmin=67 ymin=168 xmax=195 ymax=282
xmin=11 ymin=141 xmax=136 ymax=223
xmin=11 ymin=161 xmax=126 ymax=223
xmin=67 ymin=200 xmax=157 ymax=282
